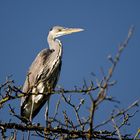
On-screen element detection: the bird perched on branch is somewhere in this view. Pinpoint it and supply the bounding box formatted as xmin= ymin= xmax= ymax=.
xmin=20 ymin=26 xmax=84 ymax=121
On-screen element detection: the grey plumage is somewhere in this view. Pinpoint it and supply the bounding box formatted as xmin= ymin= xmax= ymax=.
xmin=21 ymin=26 xmax=84 ymax=120
xmin=21 ymin=48 xmax=62 ymax=119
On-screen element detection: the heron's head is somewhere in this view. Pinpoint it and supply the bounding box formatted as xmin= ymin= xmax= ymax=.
xmin=49 ymin=26 xmax=84 ymax=39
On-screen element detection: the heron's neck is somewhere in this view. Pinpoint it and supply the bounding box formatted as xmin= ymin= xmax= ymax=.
xmin=47 ymin=35 xmax=63 ymax=58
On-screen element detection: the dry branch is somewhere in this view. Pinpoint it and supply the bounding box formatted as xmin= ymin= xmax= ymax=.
xmin=0 ymin=26 xmax=138 ymax=140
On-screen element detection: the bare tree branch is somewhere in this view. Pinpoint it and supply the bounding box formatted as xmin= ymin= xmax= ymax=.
xmin=0 ymin=26 xmax=138 ymax=140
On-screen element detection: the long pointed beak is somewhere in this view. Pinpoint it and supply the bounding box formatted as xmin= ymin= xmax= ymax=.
xmin=63 ymin=28 xmax=84 ymax=34
xmin=56 ymin=28 xmax=84 ymax=37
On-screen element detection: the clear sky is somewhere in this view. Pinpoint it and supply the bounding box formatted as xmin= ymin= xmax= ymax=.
xmin=0 ymin=0 xmax=140 ymax=138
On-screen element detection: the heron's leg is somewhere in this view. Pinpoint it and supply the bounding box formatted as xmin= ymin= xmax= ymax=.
xmin=27 ymin=95 xmax=35 ymax=140
xmin=45 ymin=98 xmax=50 ymax=127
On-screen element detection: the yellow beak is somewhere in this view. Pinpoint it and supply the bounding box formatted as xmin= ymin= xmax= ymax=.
xmin=56 ymin=28 xmax=84 ymax=37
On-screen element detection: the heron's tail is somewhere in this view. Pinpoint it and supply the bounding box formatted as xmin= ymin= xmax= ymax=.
xmin=21 ymin=94 xmax=50 ymax=121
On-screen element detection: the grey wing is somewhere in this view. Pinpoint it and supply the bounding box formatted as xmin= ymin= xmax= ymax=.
xmin=21 ymin=48 xmax=53 ymax=105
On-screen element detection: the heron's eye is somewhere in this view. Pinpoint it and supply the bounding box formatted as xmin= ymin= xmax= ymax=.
xmin=50 ymin=28 xmax=53 ymax=31
xmin=58 ymin=29 xmax=62 ymax=32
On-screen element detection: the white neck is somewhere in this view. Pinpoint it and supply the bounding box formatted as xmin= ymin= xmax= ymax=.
xmin=47 ymin=33 xmax=63 ymax=59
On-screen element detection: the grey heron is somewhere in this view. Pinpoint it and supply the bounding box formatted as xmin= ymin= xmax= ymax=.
xmin=21 ymin=26 xmax=84 ymax=121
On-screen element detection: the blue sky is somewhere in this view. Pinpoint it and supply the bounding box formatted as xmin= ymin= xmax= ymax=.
xmin=0 ymin=0 xmax=140 ymax=138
